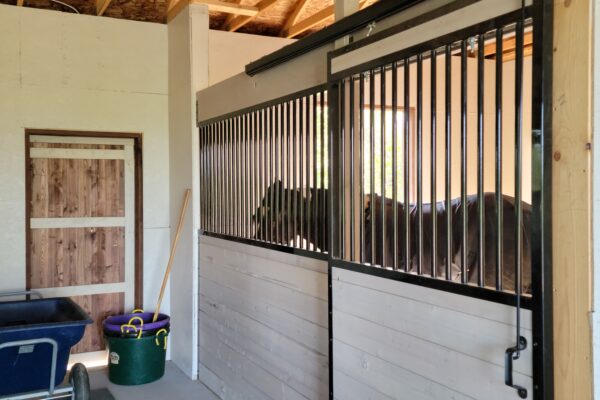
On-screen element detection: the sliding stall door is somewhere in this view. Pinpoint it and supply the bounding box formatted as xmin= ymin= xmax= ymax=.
xmin=327 ymin=0 xmax=550 ymax=398
xmin=27 ymin=135 xmax=136 ymax=355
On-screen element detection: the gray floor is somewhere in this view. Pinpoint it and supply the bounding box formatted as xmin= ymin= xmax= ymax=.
xmin=89 ymin=362 xmax=219 ymax=400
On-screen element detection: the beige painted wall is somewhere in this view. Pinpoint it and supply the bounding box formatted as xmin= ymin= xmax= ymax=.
xmin=208 ymin=30 xmax=295 ymax=86
xmin=0 ymin=4 xmax=170 ymax=321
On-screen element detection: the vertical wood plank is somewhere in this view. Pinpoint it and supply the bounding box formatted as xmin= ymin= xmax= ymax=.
xmin=553 ymin=0 xmax=593 ymax=398
xmin=71 ymin=293 xmax=125 ymax=354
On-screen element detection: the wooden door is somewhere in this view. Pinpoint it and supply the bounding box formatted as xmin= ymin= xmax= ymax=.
xmin=27 ymin=135 xmax=137 ymax=355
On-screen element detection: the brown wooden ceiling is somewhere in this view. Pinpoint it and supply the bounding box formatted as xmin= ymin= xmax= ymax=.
xmin=0 ymin=0 xmax=377 ymax=37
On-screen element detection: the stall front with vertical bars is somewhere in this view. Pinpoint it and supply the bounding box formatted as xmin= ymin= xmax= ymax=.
xmin=196 ymin=0 xmax=552 ymax=399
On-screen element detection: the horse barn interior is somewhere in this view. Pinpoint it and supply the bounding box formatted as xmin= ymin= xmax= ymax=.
xmin=0 ymin=0 xmax=598 ymax=399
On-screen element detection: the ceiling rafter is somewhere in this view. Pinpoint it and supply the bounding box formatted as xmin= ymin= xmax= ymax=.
xmin=286 ymin=0 xmax=370 ymax=38
xmin=223 ymin=0 xmax=243 ymax=28
xmin=96 ymin=0 xmax=112 ymax=16
xmin=195 ymin=0 xmax=259 ymax=16
xmin=167 ymin=0 xmax=258 ymax=23
xmin=280 ymin=0 xmax=310 ymax=37
xmin=226 ymin=0 xmax=279 ymax=32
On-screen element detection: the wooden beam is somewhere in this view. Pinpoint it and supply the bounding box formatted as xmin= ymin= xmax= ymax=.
xmin=553 ymin=0 xmax=593 ymax=398
xmin=167 ymin=0 xmax=189 ymax=23
xmin=483 ymin=31 xmax=533 ymax=59
xmin=193 ymin=0 xmax=258 ymax=16
xmin=167 ymin=0 xmax=179 ymax=12
xmin=226 ymin=0 xmax=279 ymax=32
xmin=286 ymin=4 xmax=332 ymax=38
xmin=96 ymin=0 xmax=112 ymax=16
xmin=16 ymin=0 xmax=24 ymax=5
xmin=286 ymin=0 xmax=367 ymax=38
xmin=223 ymin=0 xmax=243 ymax=28
xmin=281 ymin=0 xmax=310 ymax=37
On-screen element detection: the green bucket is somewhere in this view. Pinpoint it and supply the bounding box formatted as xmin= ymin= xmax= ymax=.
xmin=104 ymin=330 xmax=169 ymax=385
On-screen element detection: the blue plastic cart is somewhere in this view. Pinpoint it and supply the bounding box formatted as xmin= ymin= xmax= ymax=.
xmin=0 ymin=291 xmax=93 ymax=399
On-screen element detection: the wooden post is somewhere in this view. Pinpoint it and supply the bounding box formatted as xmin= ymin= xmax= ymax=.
xmin=553 ymin=0 xmax=593 ymax=398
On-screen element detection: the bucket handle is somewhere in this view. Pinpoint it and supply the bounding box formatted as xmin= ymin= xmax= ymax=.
xmin=127 ymin=316 xmax=144 ymax=327
xmin=155 ymin=328 xmax=168 ymax=350
xmin=132 ymin=309 xmax=144 ymax=314
xmin=120 ymin=324 xmax=142 ymax=339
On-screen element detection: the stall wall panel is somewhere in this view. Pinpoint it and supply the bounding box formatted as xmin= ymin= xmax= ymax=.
xmin=332 ymin=267 xmax=532 ymax=400
xmin=208 ymin=30 xmax=295 ymax=86
xmin=198 ymin=236 xmax=328 ymax=400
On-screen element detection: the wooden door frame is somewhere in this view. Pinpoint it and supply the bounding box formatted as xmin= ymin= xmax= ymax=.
xmin=24 ymin=129 xmax=144 ymax=308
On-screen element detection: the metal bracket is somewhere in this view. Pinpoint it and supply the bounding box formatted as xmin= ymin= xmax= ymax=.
xmin=505 ymin=336 xmax=528 ymax=398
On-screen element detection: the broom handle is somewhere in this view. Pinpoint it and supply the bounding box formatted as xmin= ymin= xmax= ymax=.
xmin=153 ymin=189 xmax=191 ymax=322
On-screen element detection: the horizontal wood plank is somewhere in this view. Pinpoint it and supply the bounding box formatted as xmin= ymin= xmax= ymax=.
xmin=30 ymin=217 xmax=125 ymax=229
xmin=30 ymin=148 xmax=126 ymax=160
xmin=29 ymin=136 xmax=132 ymax=146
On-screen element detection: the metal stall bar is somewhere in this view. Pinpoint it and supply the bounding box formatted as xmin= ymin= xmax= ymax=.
xmin=495 ymin=28 xmax=504 ymax=291
xmin=200 ymin=128 xmax=205 ymax=230
xmin=252 ymin=112 xmax=257 ymax=239
xmin=380 ymin=67 xmax=387 ymax=269
xmin=531 ymin=0 xmax=554 ymax=397
xmin=370 ymin=70 xmax=376 ymax=265
xmin=392 ymin=63 xmax=398 ymax=271
xmin=340 ymin=84 xmax=346 ymax=258
xmin=359 ymin=74 xmax=366 ymax=264
xmin=228 ymin=118 xmax=234 ymax=236
xmin=244 ymin=114 xmax=249 ymax=238
xmin=430 ymin=50 xmax=438 ymax=278
xmin=445 ymin=44 xmax=452 ymax=281
xmin=287 ymin=101 xmax=292 ymax=246
xmin=349 ymin=78 xmax=355 ymax=261
xmin=312 ymin=94 xmax=318 ymax=250
xmin=477 ymin=33 xmax=485 ymax=287
xmin=260 ymin=108 xmax=266 ymax=241
xmin=460 ymin=39 xmax=468 ymax=284
xmin=307 ymin=95 xmax=313 ymax=250
xmin=276 ymin=104 xmax=281 ymax=244
xmin=232 ymin=116 xmax=241 ymax=236
xmin=514 ymin=17 xmax=524 ymax=347
xmin=403 ymin=60 xmax=410 ymax=272
xmin=299 ymin=98 xmax=305 ymax=249
xmin=416 ymin=53 xmax=423 ymax=275
xmin=267 ymin=107 xmax=273 ymax=243
xmin=292 ymin=99 xmax=298 ymax=247
xmin=321 ymin=91 xmax=327 ymax=253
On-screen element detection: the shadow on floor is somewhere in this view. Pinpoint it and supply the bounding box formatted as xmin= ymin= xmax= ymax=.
xmin=89 ymin=362 xmax=219 ymax=400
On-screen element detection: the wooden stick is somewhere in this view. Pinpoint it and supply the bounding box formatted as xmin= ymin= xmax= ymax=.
xmin=153 ymin=188 xmax=191 ymax=322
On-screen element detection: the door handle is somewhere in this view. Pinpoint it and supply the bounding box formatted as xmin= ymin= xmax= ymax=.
xmin=505 ymin=335 xmax=527 ymax=398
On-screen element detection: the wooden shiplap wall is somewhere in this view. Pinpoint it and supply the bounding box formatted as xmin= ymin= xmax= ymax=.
xmin=332 ymin=267 xmax=533 ymax=400
xmin=198 ymin=236 xmax=329 ymax=400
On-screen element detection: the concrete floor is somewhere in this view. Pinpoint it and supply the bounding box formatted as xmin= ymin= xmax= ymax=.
xmin=89 ymin=362 xmax=219 ymax=400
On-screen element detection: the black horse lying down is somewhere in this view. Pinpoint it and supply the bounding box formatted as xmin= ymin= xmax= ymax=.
xmin=253 ymin=180 xmax=531 ymax=293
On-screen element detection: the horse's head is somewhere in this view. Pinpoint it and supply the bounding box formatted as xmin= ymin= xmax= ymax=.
xmin=252 ymin=180 xmax=290 ymax=242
